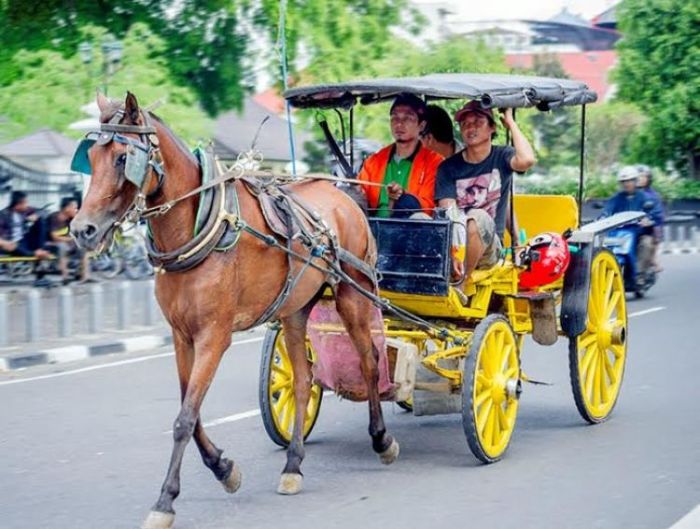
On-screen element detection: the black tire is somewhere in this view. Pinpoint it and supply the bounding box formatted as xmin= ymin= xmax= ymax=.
xmin=462 ymin=314 xmax=520 ymax=464
xmin=258 ymin=327 xmax=323 ymax=448
xmin=568 ymin=249 xmax=628 ymax=424
xmin=396 ymin=400 xmax=413 ymax=412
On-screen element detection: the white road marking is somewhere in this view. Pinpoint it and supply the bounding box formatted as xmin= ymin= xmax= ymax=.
xmin=165 ymin=392 xmax=336 ymax=434
xmin=628 ymin=306 xmax=666 ymax=318
xmin=0 ymin=336 xmax=264 ymax=387
xmin=0 ymin=353 xmax=174 ymax=387
xmin=667 ymin=504 xmax=700 ymax=528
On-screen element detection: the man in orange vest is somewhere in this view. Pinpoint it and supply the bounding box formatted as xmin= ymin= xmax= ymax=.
xmin=358 ymin=93 xmax=442 ymax=218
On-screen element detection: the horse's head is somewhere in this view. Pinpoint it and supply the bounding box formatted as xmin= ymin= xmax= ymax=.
xmin=70 ymin=91 xmax=157 ymax=251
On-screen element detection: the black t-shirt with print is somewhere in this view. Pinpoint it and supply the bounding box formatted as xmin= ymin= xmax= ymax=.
xmin=434 ymin=145 xmax=515 ymax=238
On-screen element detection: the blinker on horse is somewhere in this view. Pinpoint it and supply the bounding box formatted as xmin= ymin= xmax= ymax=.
xmin=70 ymin=91 xmax=399 ymax=529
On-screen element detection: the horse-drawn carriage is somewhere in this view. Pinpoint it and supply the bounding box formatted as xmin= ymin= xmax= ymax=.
xmin=70 ymin=74 xmax=641 ymax=529
xmin=258 ymin=73 xmax=636 ymax=463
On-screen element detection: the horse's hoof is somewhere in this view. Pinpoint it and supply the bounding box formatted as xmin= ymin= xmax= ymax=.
xmin=142 ymin=510 xmax=175 ymax=529
xmin=277 ymin=473 xmax=303 ymax=495
xmin=221 ymin=462 xmax=242 ymax=494
xmin=378 ymin=438 xmax=400 ymax=465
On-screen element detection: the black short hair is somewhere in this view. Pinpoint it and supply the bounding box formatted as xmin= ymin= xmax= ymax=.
xmin=8 ymin=191 xmax=27 ymax=209
xmin=60 ymin=196 xmax=77 ymax=210
xmin=390 ymin=93 xmax=427 ymax=121
xmin=423 ymin=105 xmax=454 ymax=144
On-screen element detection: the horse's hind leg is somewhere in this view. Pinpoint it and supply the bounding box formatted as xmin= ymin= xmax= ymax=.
xmin=335 ymin=282 xmax=399 ymax=464
xmin=143 ymin=329 xmax=232 ymax=529
xmin=277 ymin=303 xmax=315 ymax=495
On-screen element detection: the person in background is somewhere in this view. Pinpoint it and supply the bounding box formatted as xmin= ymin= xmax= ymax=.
xmin=420 ymin=104 xmax=459 ymax=159
xmin=358 ymin=93 xmax=443 ymax=218
xmin=0 ymin=191 xmax=51 ymax=259
xmin=636 ymin=164 xmax=664 ymax=272
xmin=605 ymin=165 xmax=656 ymax=282
xmin=435 ymin=101 xmax=535 ymax=281
xmin=45 ymin=197 xmax=92 ymax=284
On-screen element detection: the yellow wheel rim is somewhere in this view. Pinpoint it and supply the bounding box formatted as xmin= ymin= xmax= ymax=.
xmin=268 ymin=331 xmax=322 ymax=443
xmin=576 ymin=251 xmax=627 ymax=420
xmin=472 ymin=320 xmax=519 ymax=459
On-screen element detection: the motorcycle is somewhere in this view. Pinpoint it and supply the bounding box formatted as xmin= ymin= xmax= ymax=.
xmin=603 ymin=216 xmax=657 ymax=298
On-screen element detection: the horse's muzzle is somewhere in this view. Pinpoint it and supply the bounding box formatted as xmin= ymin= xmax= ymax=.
xmin=70 ymin=219 xmax=101 ymax=250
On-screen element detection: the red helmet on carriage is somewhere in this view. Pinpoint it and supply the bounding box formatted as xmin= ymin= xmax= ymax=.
xmin=518 ymin=232 xmax=571 ymax=289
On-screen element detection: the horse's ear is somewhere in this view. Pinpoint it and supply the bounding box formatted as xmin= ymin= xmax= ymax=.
xmin=96 ymin=90 xmax=110 ymax=113
xmin=124 ymin=91 xmax=140 ymax=124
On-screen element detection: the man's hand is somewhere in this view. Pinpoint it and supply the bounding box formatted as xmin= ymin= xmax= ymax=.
xmin=26 ymin=213 xmax=38 ymax=223
xmin=640 ymin=217 xmax=653 ymax=228
xmin=499 ymin=108 xmax=516 ymax=130
xmin=387 ymin=182 xmax=404 ymax=201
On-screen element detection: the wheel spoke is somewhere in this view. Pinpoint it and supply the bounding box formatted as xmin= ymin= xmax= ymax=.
xmin=604 ymin=291 xmax=621 ymax=321
xmin=579 ymin=342 xmax=597 ymax=377
xmin=499 ymin=344 xmax=513 ymax=372
xmin=584 ymin=348 xmax=599 ymax=402
xmin=491 ymin=404 xmax=501 ymax=445
xmin=497 ymin=403 xmax=510 ymax=432
xmin=505 ymin=367 xmax=519 ymax=379
xmin=592 ymin=349 xmax=602 ymax=406
xmin=603 ymin=351 xmax=617 ymax=386
xmin=579 ymin=333 xmax=597 ymax=350
xmin=281 ymin=398 xmax=295 ymax=433
xmin=271 ymin=364 xmax=291 ymax=380
xmin=599 ymin=355 xmax=611 ymax=404
xmin=274 ymin=388 xmax=293 ymax=415
xmin=610 ymin=344 xmax=625 ymax=359
xmin=475 ymin=387 xmax=491 ymax=408
xmin=603 ymin=268 xmax=614 ymax=306
xmin=476 ymin=372 xmax=490 ymax=388
xmin=270 ymin=377 xmax=292 ymax=393
xmin=476 ymin=399 xmax=493 ymax=434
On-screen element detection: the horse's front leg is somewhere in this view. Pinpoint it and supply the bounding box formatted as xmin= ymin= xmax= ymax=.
xmin=142 ymin=329 xmax=231 ymax=529
xmin=193 ymin=418 xmax=242 ymax=493
xmin=277 ymin=309 xmax=314 ymax=495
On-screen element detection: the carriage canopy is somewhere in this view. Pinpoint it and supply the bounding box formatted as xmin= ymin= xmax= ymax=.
xmin=284 ymin=73 xmax=597 ymax=111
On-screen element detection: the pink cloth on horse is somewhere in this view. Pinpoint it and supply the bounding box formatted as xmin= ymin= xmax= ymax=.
xmin=307 ymin=300 xmax=395 ymax=401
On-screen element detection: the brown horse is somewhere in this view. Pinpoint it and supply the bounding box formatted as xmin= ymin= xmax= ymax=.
xmin=70 ymin=92 xmax=399 ymax=529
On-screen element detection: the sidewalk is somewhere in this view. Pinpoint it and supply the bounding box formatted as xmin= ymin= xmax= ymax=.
xmin=0 ymin=325 xmax=173 ymax=371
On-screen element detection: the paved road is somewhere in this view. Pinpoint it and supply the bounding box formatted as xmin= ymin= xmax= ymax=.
xmin=1 ymin=254 xmax=699 ymax=529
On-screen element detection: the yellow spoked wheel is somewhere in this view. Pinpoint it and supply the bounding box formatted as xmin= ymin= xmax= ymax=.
xmin=569 ymin=249 xmax=627 ymax=424
xmin=462 ymin=314 xmax=521 ymax=463
xmin=259 ymin=327 xmax=323 ymax=447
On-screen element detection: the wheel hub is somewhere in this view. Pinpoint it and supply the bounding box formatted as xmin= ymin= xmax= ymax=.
xmin=490 ymin=374 xmax=507 ymax=404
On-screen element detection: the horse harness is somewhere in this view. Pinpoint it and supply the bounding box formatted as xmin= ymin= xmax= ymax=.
xmin=74 ymin=110 xmax=463 ymax=339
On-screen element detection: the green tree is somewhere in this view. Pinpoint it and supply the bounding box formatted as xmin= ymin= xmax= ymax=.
xmin=0 ymin=1 xmax=248 ymax=115
xmin=586 ymin=101 xmax=645 ymax=174
xmin=524 ymin=54 xmax=580 ymax=171
xmin=615 ymin=0 xmax=700 ymax=178
xmin=0 ymin=24 xmax=212 ymax=145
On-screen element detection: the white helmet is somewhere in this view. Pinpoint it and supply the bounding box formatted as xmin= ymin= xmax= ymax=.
xmin=617 ymin=165 xmax=640 ymax=182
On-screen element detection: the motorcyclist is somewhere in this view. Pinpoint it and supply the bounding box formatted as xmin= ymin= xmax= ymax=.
xmin=636 ymin=164 xmax=664 ymax=272
xmin=605 ymin=165 xmax=655 ymax=285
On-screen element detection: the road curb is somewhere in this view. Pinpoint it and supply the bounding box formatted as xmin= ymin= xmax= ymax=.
xmin=0 ymin=333 xmax=174 ymax=372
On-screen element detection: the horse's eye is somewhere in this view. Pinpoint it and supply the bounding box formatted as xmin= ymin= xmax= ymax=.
xmin=115 ymin=153 xmax=127 ymax=167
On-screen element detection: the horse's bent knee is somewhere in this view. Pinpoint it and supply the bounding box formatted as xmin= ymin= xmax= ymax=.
xmin=172 ymin=414 xmax=197 ymax=443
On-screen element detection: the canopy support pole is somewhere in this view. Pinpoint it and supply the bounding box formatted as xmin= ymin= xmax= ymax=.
xmin=577 ymin=104 xmax=586 ymax=227
xmin=277 ymin=0 xmax=297 ymax=175
xmin=349 ymin=107 xmax=355 ymax=175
